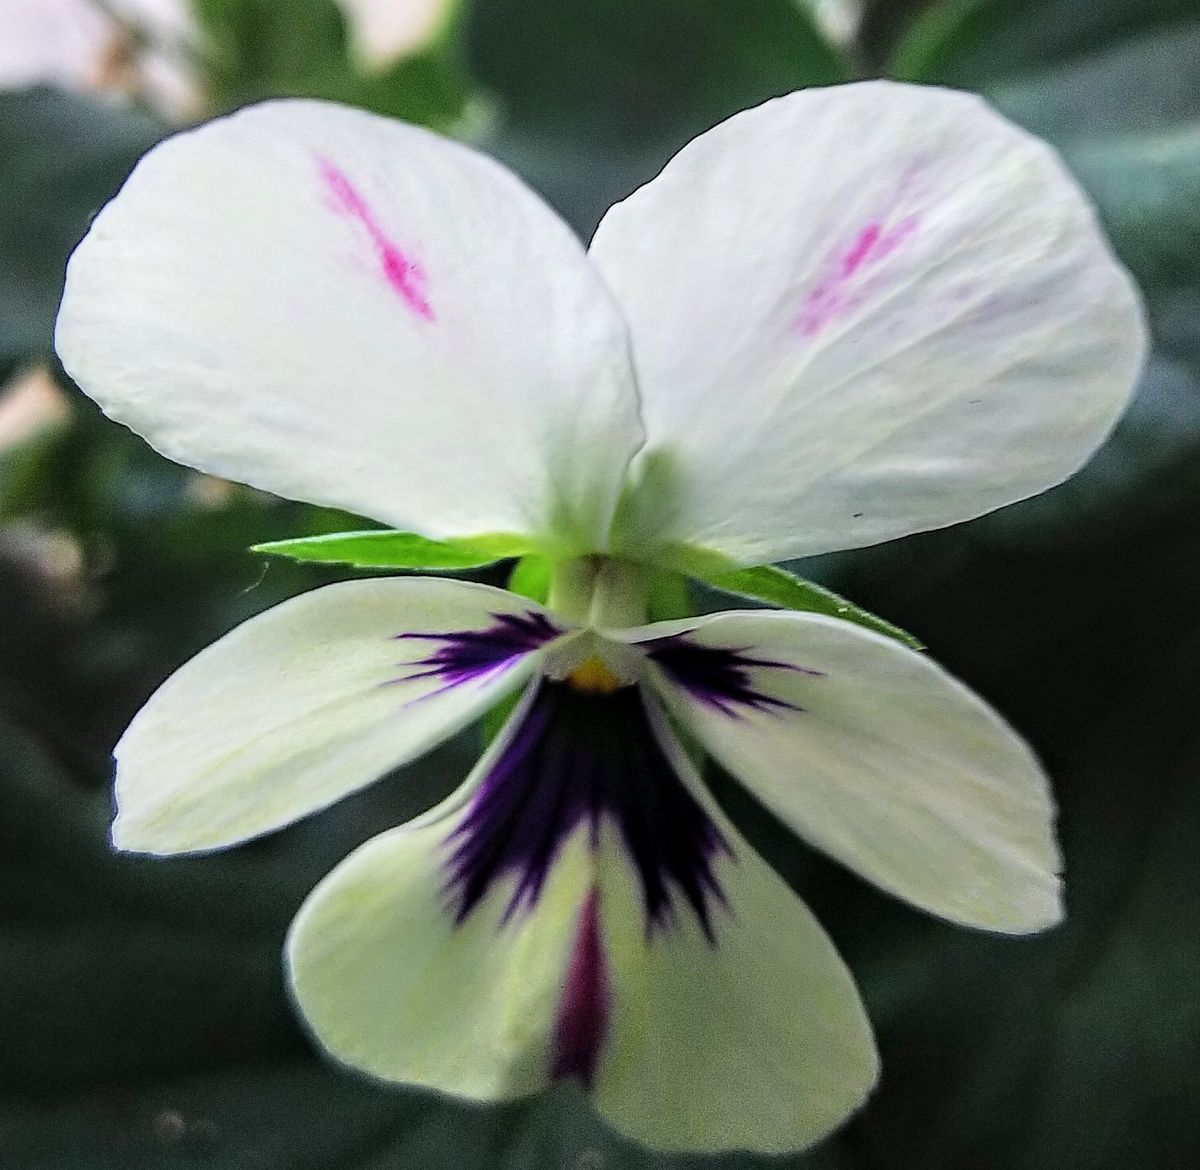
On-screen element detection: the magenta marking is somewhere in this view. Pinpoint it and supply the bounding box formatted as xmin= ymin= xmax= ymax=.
xmin=317 ymin=157 xmax=435 ymax=321
xmin=550 ymin=889 xmax=611 ymax=1089
xmin=798 ymin=213 xmax=919 ymax=338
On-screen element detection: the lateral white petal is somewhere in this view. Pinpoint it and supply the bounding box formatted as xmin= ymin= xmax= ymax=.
xmin=57 ymin=99 xmax=643 ymax=552
xmin=113 ymin=578 xmax=556 ymax=854
xmin=635 ymin=610 xmax=1063 ymax=932
xmin=591 ymin=81 xmax=1147 ymax=563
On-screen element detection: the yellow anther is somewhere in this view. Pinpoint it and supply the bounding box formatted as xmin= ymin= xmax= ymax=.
xmin=565 ymin=656 xmax=623 ymax=694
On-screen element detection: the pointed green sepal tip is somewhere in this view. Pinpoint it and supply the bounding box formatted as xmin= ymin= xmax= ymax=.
xmin=250 ymin=530 xmax=534 ymax=570
xmin=701 ymin=563 xmax=924 ymax=650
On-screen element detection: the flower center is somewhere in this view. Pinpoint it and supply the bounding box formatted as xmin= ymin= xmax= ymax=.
xmin=444 ymin=676 xmax=731 ymax=940
xmin=564 ymin=656 xmax=623 ymax=694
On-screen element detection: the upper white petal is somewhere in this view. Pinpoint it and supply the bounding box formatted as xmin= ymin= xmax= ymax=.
xmin=591 ymin=80 xmax=1147 ymax=564
xmin=113 ymin=577 xmax=553 ymax=854
xmin=633 ymin=610 xmax=1063 ymax=932
xmin=57 ymin=99 xmax=644 ymax=553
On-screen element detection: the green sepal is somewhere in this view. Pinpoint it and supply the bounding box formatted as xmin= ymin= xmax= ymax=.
xmin=646 ymin=569 xmax=695 ymax=623
xmin=250 ymin=530 xmax=532 ymax=570
xmin=506 ymin=555 xmax=553 ymax=603
xmin=702 ymin=564 xmax=924 ymax=650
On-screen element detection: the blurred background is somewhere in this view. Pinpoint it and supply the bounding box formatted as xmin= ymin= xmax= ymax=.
xmin=1 ymin=1 xmax=1197 ymax=1166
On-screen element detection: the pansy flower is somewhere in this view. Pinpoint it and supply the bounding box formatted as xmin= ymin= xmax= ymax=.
xmin=55 ymin=81 xmax=1145 ymax=1153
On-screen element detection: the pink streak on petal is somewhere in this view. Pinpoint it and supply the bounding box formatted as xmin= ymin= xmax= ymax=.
xmin=798 ymin=213 xmax=919 ymax=338
xmin=550 ymin=887 xmax=610 ymax=1089
xmin=317 ymin=156 xmax=436 ymax=322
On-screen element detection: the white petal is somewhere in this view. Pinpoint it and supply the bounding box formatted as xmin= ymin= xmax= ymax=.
xmin=287 ymin=682 xmax=876 ymax=1153
xmin=593 ymin=737 xmax=877 ymax=1153
xmin=286 ymin=750 xmax=589 ymax=1100
xmin=591 ymin=81 xmax=1147 ymax=564
xmin=113 ymin=578 xmax=558 ymax=853
xmin=57 ymin=100 xmax=643 ymax=553
xmin=633 ymin=610 xmax=1063 ymax=932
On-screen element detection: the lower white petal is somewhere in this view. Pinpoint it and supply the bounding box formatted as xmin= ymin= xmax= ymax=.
xmin=287 ymin=665 xmax=876 ymax=1154
xmin=286 ymin=712 xmax=590 ymax=1100
xmin=630 ymin=611 xmax=1062 ymax=933
xmin=113 ymin=578 xmax=561 ymax=854
xmin=593 ymin=814 xmax=877 ymax=1153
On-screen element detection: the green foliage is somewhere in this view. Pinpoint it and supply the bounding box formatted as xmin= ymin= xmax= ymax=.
xmin=252 ymin=529 xmax=532 ymax=570
xmin=704 ymin=564 xmax=923 ymax=648
xmin=0 ymin=90 xmax=163 ymax=367
xmin=893 ymin=0 xmax=1198 ymax=86
xmin=465 ymin=0 xmax=852 ymax=232
xmin=193 ymin=0 xmax=470 ymax=126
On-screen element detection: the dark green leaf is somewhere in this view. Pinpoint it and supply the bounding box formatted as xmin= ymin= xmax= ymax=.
xmin=893 ymin=0 xmax=1198 ymax=87
xmin=467 ymin=0 xmax=851 ymax=234
xmin=703 ymin=564 xmax=923 ymax=648
xmin=468 ymin=0 xmax=848 ymax=142
xmin=251 ymin=530 xmax=531 ymax=570
xmin=0 ymin=90 xmax=163 ymax=366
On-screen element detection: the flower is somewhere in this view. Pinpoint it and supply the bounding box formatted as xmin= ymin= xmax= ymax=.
xmin=333 ymin=0 xmax=457 ymax=72
xmin=0 ymin=0 xmax=202 ymax=120
xmin=54 ymin=81 xmax=1146 ymax=1153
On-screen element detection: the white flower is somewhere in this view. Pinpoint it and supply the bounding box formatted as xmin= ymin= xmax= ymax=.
xmin=0 ymin=0 xmax=201 ymax=120
xmin=54 ymin=82 xmax=1146 ymax=1153
xmin=333 ymin=0 xmax=456 ymax=71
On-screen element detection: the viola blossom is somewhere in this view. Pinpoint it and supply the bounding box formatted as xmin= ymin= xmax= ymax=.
xmin=55 ymin=82 xmax=1145 ymax=1152
xmin=0 ymin=0 xmax=202 ymax=121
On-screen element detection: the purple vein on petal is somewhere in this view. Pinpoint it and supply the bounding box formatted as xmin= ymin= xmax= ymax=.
xmin=550 ymin=887 xmax=610 ymax=1089
xmin=390 ymin=611 xmax=562 ymax=694
xmin=445 ymin=677 xmax=730 ymax=942
xmin=642 ymin=633 xmax=817 ymax=717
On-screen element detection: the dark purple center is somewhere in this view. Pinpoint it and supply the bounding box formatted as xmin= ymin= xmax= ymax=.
xmin=437 ymin=629 xmax=813 ymax=1089
xmin=445 ymin=677 xmax=731 ymax=941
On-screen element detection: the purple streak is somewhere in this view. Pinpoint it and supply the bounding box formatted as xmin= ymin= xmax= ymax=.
xmin=317 ymin=155 xmax=436 ymax=321
xmin=396 ymin=611 xmax=561 ymax=690
xmin=445 ymin=678 xmax=730 ymax=942
xmin=550 ymin=888 xmax=610 ymax=1088
xmin=642 ymin=634 xmax=816 ymax=717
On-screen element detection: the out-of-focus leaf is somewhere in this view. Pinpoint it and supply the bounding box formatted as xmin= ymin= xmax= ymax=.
xmin=193 ymin=0 xmax=350 ymax=103
xmin=194 ymin=0 xmax=469 ymax=127
xmin=467 ymin=0 xmax=848 ymax=142
xmin=987 ymin=20 xmax=1200 ymax=139
xmin=251 ymin=529 xmax=530 ymax=570
xmin=893 ymin=0 xmax=1197 ymax=86
xmin=0 ymin=90 xmax=163 ymax=367
xmin=1062 ymin=127 xmax=1200 ymax=291
xmin=466 ymin=0 xmax=851 ymax=234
